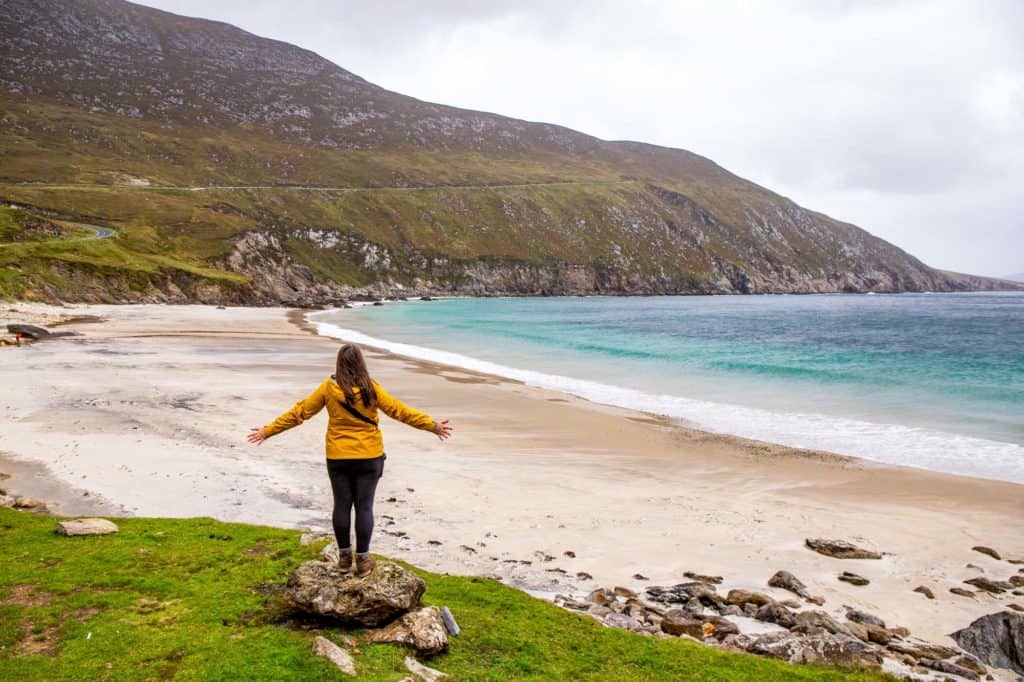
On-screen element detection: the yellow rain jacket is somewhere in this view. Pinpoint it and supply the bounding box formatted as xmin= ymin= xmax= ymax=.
xmin=262 ymin=378 xmax=437 ymax=459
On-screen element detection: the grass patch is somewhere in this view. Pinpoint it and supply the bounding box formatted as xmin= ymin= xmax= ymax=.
xmin=0 ymin=507 xmax=891 ymax=680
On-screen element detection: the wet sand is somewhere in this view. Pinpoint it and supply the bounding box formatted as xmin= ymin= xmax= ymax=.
xmin=1 ymin=302 xmax=1021 ymax=648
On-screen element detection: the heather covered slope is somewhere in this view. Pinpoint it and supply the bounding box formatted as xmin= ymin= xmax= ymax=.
xmin=0 ymin=0 xmax=1018 ymax=303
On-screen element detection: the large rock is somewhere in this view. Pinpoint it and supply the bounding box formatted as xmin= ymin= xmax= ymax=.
xmin=285 ymin=559 xmax=425 ymax=627
xmin=56 ymin=518 xmax=119 ymax=536
xmin=767 ymin=571 xmax=823 ymax=605
xmin=7 ymin=323 xmax=77 ymax=340
xmin=660 ymin=609 xmax=705 ymax=638
xmin=365 ymin=606 xmax=449 ymax=656
xmin=746 ymin=631 xmax=882 ymax=669
xmin=950 ymin=612 xmax=1024 ymax=675
xmin=964 ymin=576 xmax=1012 ymax=594
xmin=311 ymin=636 xmax=356 ymax=676
xmin=805 ymin=538 xmax=882 ymax=560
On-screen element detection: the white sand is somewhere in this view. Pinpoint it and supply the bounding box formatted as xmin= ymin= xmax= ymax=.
xmin=1 ymin=302 xmax=1021 ymax=650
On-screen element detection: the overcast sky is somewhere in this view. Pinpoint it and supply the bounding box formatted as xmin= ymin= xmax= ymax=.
xmin=136 ymin=0 xmax=1023 ymax=278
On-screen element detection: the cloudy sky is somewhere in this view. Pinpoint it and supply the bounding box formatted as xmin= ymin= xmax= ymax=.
xmin=137 ymin=0 xmax=1023 ymax=277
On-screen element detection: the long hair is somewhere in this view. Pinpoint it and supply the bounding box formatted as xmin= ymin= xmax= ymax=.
xmin=334 ymin=344 xmax=376 ymax=407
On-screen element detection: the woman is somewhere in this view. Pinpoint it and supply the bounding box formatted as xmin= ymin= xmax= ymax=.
xmin=248 ymin=344 xmax=452 ymax=577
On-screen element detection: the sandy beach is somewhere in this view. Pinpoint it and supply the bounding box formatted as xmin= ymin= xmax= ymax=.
xmin=1 ymin=302 xmax=1021 ymax=651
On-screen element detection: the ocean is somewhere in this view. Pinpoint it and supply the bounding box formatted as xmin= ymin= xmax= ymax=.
xmin=311 ymin=292 xmax=1024 ymax=484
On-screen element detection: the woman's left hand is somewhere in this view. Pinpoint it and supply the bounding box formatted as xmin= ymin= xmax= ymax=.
xmin=434 ymin=419 xmax=453 ymax=441
xmin=247 ymin=427 xmax=267 ymax=445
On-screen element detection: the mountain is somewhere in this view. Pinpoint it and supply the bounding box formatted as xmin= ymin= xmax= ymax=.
xmin=0 ymin=0 xmax=1019 ymax=304
xmin=1003 ymin=272 xmax=1024 ymax=283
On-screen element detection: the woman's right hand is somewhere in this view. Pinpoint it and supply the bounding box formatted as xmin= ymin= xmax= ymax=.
xmin=247 ymin=427 xmax=267 ymax=445
xmin=434 ymin=419 xmax=453 ymax=441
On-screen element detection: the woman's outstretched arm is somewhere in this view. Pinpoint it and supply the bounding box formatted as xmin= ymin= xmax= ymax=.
xmin=374 ymin=381 xmax=453 ymax=441
xmin=248 ymin=381 xmax=328 ymax=445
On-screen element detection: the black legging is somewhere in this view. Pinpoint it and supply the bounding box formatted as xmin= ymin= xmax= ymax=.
xmin=326 ymin=455 xmax=385 ymax=554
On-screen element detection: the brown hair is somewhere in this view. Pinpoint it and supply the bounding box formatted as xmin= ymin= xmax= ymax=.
xmin=334 ymin=344 xmax=377 ymax=407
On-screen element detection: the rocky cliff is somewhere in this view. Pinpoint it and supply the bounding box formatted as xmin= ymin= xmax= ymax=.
xmin=0 ymin=0 xmax=1019 ymax=303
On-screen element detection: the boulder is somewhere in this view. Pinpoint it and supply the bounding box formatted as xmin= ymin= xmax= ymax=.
xmin=887 ymin=639 xmax=960 ymax=661
xmin=645 ymin=582 xmax=723 ymax=609
xmin=950 ymin=612 xmax=1024 ymax=675
xmin=791 ymin=610 xmax=850 ymax=636
xmin=754 ymin=602 xmax=797 ymax=629
xmin=660 ymin=609 xmax=705 ymax=638
xmin=950 ymin=587 xmax=975 ymax=598
xmin=284 ymin=559 xmax=425 ymax=627
xmin=913 ymin=585 xmax=935 ymax=599
xmin=747 ymin=631 xmax=882 ymax=669
xmin=12 ymin=496 xmax=48 ymax=512
xmin=971 ymin=546 xmax=1001 ymax=561
xmin=767 ymin=570 xmax=823 ymax=605
xmin=964 ymin=576 xmax=1012 ymax=594
xmin=683 ymin=572 xmax=723 ymax=584
xmin=311 ymin=635 xmax=356 ymax=676
xmin=845 ymin=608 xmax=885 ymax=628
xmin=837 ymin=571 xmax=869 ymax=586
xmin=918 ymin=657 xmax=980 ymax=680
xmin=56 ymin=518 xmax=119 ymax=536
xmin=404 ymin=655 xmax=447 ymax=681
xmin=6 ymin=323 xmax=77 ymax=340
xmin=365 ymin=606 xmax=449 ymax=656
xmin=805 ymin=538 xmax=882 ymax=560
xmin=586 ymin=588 xmax=613 ymax=606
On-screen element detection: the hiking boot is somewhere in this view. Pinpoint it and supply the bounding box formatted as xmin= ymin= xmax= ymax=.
xmin=355 ymin=553 xmax=376 ymax=577
xmin=337 ymin=548 xmax=353 ymax=572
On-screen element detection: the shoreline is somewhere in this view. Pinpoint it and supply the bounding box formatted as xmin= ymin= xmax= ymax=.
xmin=0 ymin=302 xmax=1021 ymax=652
xmin=308 ymin=299 xmax=1024 ymax=486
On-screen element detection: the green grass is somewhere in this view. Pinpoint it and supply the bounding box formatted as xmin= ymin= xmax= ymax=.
xmin=0 ymin=507 xmax=891 ymax=681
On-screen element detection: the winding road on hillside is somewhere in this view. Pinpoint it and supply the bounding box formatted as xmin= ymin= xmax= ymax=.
xmin=0 ymin=219 xmax=117 ymax=248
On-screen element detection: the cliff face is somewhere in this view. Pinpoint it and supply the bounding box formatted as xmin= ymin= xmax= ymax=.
xmin=0 ymin=0 xmax=1019 ymax=303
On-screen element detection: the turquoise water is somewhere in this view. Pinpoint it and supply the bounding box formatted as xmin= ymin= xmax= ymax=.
xmin=313 ymin=293 xmax=1024 ymax=483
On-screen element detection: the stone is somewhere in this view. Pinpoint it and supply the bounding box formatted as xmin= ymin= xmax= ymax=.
xmin=747 ymin=631 xmax=882 ymax=669
xmin=887 ymin=640 xmax=962 ymax=660
xmin=439 ymin=606 xmax=459 ymax=636
xmin=660 ymin=609 xmax=705 ymax=638
xmin=767 ymin=570 xmax=823 ymax=604
xmin=683 ymin=572 xmax=723 ymax=584
xmin=1007 ymin=603 xmax=1024 ymax=612
xmin=365 ymin=606 xmax=449 ymax=656
xmin=699 ymin=614 xmax=739 ymax=640
xmin=913 ymin=585 xmax=935 ymax=599
xmin=950 ymin=587 xmax=975 ymax=598
xmin=845 ymin=608 xmax=885 ymax=628
xmin=645 ymin=582 xmax=723 ymax=609
xmin=1009 ymin=575 xmax=1024 ymax=588
xmin=754 ymin=602 xmax=797 ymax=629
xmin=805 ymin=538 xmax=882 ymax=560
xmin=586 ymin=588 xmax=613 ymax=606
xmin=964 ymin=577 xmax=1012 ymax=594
xmin=952 ymin=654 xmax=987 ymax=676
xmin=12 ymin=496 xmax=48 ymax=511
xmin=950 ymin=612 xmax=1024 ymax=675
xmin=311 ymin=635 xmax=356 ymax=676
xmin=838 ymin=571 xmax=869 ymax=586
xmin=284 ymin=559 xmax=425 ymax=627
xmin=972 ymin=546 xmax=1002 ymax=561
xmin=791 ymin=610 xmax=850 ymax=636
xmin=845 ymin=621 xmax=870 ymax=642
xmin=863 ymin=624 xmax=891 ymax=645
xmin=918 ymin=657 xmax=980 ymax=680
xmin=404 ymin=655 xmax=447 ymax=682
xmin=612 ymin=586 xmax=636 ymax=599
xmin=56 ymin=518 xmax=119 ymax=536
xmin=726 ymin=589 xmax=753 ymax=605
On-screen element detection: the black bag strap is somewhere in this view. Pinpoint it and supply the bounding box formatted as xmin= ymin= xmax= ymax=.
xmin=339 ymin=400 xmax=378 ymax=428
xmin=331 ymin=375 xmax=379 ymax=427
